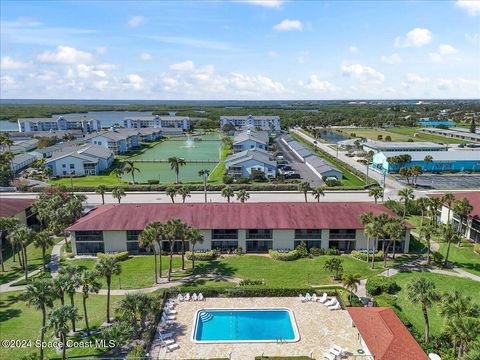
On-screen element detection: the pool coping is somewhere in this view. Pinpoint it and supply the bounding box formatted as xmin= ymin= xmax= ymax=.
xmin=191 ymin=307 xmax=301 ymax=344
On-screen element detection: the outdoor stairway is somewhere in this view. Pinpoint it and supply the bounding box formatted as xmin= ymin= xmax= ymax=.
xmin=199 ymin=310 xmax=214 ymax=322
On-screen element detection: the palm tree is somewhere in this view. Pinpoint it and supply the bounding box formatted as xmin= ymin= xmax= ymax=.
xmin=424 ymin=155 xmax=433 ymax=172
xmin=416 ymin=197 xmax=430 ymax=229
xmin=0 ymin=217 xmax=19 ymax=272
xmin=360 ymin=212 xmax=374 ymax=263
xmin=221 ymin=185 xmax=234 ymax=202
xmin=440 ymin=223 xmax=459 ymax=267
xmin=8 ymin=224 xmax=34 ymax=280
xmin=420 ymin=224 xmax=436 ymax=266
xmin=78 ymin=270 xmax=101 ymax=336
xmin=342 ymin=273 xmax=361 ymax=305
xmin=311 ymin=186 xmax=326 ymax=202
xmin=383 ymin=218 xmax=404 ymax=263
xmin=368 ymin=186 xmax=384 ymax=204
xmin=164 ymin=219 xmax=184 ymax=281
xmin=398 ymin=187 xmax=415 ymax=218
xmin=177 ymin=185 xmax=191 ymax=203
xmin=442 ymin=193 xmax=455 ymax=224
xmin=53 ymin=274 xmax=69 ymax=305
xmin=198 ymin=169 xmax=210 ymax=203
xmin=168 ymin=156 xmax=186 ymax=183
xmin=43 ymin=166 xmax=53 ymax=180
xmin=406 ymin=277 xmax=438 ymax=344
xmin=451 ymin=317 xmax=480 ymax=358
xmin=453 ymin=198 xmax=473 ymax=242
xmin=94 ymin=255 xmax=121 ymax=323
xmin=111 ymin=167 xmax=124 ymax=182
xmin=323 ymin=257 xmax=344 ymax=280
xmin=48 ymin=305 xmax=80 ymax=360
xmin=23 ymin=279 xmax=54 ymax=360
xmin=115 ymin=293 xmax=156 ymax=337
xmin=298 ymin=181 xmax=311 ymax=202
xmin=186 ymin=226 xmax=204 ymax=271
xmin=96 ymin=185 xmax=107 ymax=204
xmin=165 ymin=186 xmax=177 ymax=203
xmin=112 ymin=187 xmax=126 ymax=203
xmin=123 ymin=160 xmax=140 ymax=185
xmin=428 ymin=196 xmax=443 ymax=227
xmin=60 ymin=265 xmax=82 ymax=332
xmin=236 ymin=189 xmax=250 ymax=203
xmin=33 ymin=230 xmax=55 ymax=270
xmin=139 ymin=221 xmax=166 ymax=282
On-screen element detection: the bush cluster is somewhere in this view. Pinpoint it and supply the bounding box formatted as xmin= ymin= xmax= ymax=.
xmin=185 ymin=250 xmax=218 ymax=261
xmin=269 ymin=249 xmax=300 ymax=261
xmin=96 ymin=251 xmax=129 ymax=261
xmin=351 ymin=250 xmax=384 ymax=261
xmin=239 ymin=279 xmax=265 ymax=286
xmin=474 ymin=243 xmax=480 ymax=255
xmin=365 ymin=276 xmax=400 ymax=296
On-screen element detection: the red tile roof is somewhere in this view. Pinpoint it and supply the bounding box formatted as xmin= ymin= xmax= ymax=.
xmin=0 ymin=198 xmax=35 ymax=218
xmin=429 ymin=191 xmax=480 ymax=219
xmin=67 ymin=202 xmax=405 ymax=231
xmin=347 ymin=307 xmax=427 ymax=360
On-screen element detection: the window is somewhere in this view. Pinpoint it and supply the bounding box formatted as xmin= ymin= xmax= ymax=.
xmin=211 ymin=241 xmax=238 ymax=251
xmin=294 ymin=240 xmax=321 ymax=249
xmin=76 ymin=242 xmax=104 ymax=255
xmin=246 ymin=240 xmax=273 ymax=252
xmin=62 ymin=164 xmax=66 ymax=168
xmin=246 ymin=229 xmax=272 ymax=239
xmin=328 ymin=240 xmax=356 ymax=252
xmin=127 ymin=230 xmax=141 ymax=241
xmin=75 ymin=231 xmax=103 ymax=242
xmin=329 ymin=229 xmax=356 ymax=239
xmin=295 ymin=229 xmax=322 ymax=239
xmin=212 ymin=229 xmax=238 ymax=240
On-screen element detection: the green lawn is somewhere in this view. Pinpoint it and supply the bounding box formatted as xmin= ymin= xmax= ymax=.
xmin=389 ymin=272 xmax=480 ymax=337
xmin=438 ymin=242 xmax=480 ymax=276
xmin=209 ymin=142 xmax=231 ymax=183
xmin=0 ymin=291 xmax=123 ymax=360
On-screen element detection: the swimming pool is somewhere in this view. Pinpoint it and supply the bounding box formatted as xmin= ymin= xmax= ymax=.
xmin=192 ymin=308 xmax=300 ymax=343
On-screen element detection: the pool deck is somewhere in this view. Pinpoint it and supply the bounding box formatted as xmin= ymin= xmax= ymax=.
xmin=154 ymin=297 xmax=364 ymax=360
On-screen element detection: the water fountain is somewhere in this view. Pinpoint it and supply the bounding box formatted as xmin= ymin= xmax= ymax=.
xmin=185 ymin=135 xmax=195 ymax=148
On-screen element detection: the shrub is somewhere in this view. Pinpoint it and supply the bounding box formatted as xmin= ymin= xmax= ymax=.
xmin=239 ymin=279 xmax=265 ymax=286
xmin=309 ymin=247 xmax=325 ymax=256
xmin=432 ymin=251 xmax=444 ymax=266
xmin=351 ymin=250 xmax=384 ymax=261
xmin=295 ymin=242 xmax=309 ymax=258
xmin=474 ymin=243 xmax=480 ymax=255
xmin=269 ymin=249 xmax=300 ymax=261
xmin=97 ymin=251 xmax=129 ymax=261
xmin=147 ymin=179 xmax=159 ymax=184
xmin=126 ymin=344 xmax=146 ymax=359
xmin=250 ymin=169 xmax=267 ymax=182
xmin=366 ymin=276 xmax=400 ymax=296
xmin=223 ymin=175 xmax=234 ymax=184
xmin=324 ymin=179 xmax=341 ymax=187
xmin=326 ymin=248 xmax=340 ymax=255
xmin=236 ymin=247 xmax=244 ymax=256
xmin=236 ymin=177 xmax=251 ymax=184
xmin=186 ymin=250 xmax=218 ymax=261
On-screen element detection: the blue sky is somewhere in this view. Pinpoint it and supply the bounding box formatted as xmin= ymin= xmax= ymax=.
xmin=1 ymin=0 xmax=479 ymax=100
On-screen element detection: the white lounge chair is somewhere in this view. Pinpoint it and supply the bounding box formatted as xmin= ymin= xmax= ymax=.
xmin=192 ymin=293 xmax=198 ymax=301
xmin=177 ymin=294 xmax=184 ymax=302
xmin=161 ymin=319 xmax=175 ymax=326
xmin=165 ymin=343 xmax=179 ymax=352
xmin=165 ymin=308 xmax=177 ymax=315
xmin=324 ymin=298 xmax=336 ymax=307
xmin=311 ymin=293 xmax=318 ymax=302
xmin=305 ymin=292 xmax=312 ymax=301
xmin=328 ymin=303 xmax=341 ymax=311
xmin=298 ymin=294 xmax=306 ymax=303
xmin=330 ymin=345 xmax=345 ymax=356
xmin=184 ymin=293 xmax=191 ymax=301
xmin=159 ymin=331 xmax=173 ymax=339
xmin=319 ymin=293 xmax=328 ymax=303
xmin=323 ymin=352 xmax=336 ymax=360
xmin=162 ymin=313 xmax=176 ymax=321
xmin=162 ymin=338 xmax=175 ymax=346
xmin=198 ymin=293 xmax=204 ymax=301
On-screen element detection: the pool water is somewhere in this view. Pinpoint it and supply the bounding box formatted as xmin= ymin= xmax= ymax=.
xmin=193 ymin=309 xmax=299 ymax=343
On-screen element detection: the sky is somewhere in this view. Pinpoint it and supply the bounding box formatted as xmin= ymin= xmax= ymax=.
xmin=1 ymin=0 xmax=479 ymax=100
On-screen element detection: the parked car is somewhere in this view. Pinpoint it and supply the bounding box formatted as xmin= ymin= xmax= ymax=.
xmin=285 ymin=173 xmax=300 ymax=179
xmin=278 ymin=164 xmax=292 ymax=171
xmin=277 ymin=159 xmax=288 ymax=165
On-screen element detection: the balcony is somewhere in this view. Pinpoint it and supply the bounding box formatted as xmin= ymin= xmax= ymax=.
xmin=329 ymin=233 xmax=356 ymax=240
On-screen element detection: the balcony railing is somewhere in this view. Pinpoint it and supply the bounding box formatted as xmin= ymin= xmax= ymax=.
xmin=246 ymin=233 xmax=273 ymax=240
xmin=212 ymin=234 xmax=238 ymax=240
xmin=329 ymin=234 xmax=356 ymax=240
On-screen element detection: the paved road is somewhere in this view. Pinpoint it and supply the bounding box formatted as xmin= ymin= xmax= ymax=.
xmin=275 ymin=136 xmax=323 ymax=187
xmin=396 ymin=174 xmax=480 ymax=190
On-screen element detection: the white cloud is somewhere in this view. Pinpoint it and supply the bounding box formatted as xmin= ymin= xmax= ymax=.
xmin=341 ymin=62 xmax=385 ymax=83
xmin=438 ymin=44 xmax=458 ymax=55
xmin=437 ymin=78 xmax=453 ymax=90
xmin=456 ymin=0 xmax=480 ymax=16
xmin=301 ymin=75 xmax=337 ymax=92
xmin=169 ymin=60 xmax=195 ymax=71
xmin=128 ymin=16 xmax=145 ymax=28
xmin=37 ymin=46 xmax=93 ymax=64
xmin=429 ymin=52 xmax=444 ymax=63
xmin=1 ymin=56 xmax=29 ymax=70
xmin=465 ymin=33 xmax=479 ymax=43
xmin=96 ymin=47 xmax=108 ymax=55
xmin=273 ymin=19 xmax=303 ymax=31
xmin=348 ymin=46 xmax=358 ymax=53
xmin=395 ymin=28 xmax=432 ymax=47
xmin=297 ymin=51 xmax=309 ymax=64
xmin=123 ymin=74 xmax=145 ymax=90
xmin=96 ymin=63 xmax=117 ymax=70
xmin=235 ymin=0 xmax=283 ymax=8
xmin=401 ymin=73 xmax=428 ymax=88
xmin=147 ymin=36 xmax=233 ymax=51
xmin=139 ymin=52 xmax=152 ymax=61
xmin=0 ymin=75 xmax=17 ymax=89
xmin=380 ymin=53 xmax=402 ymax=64
xmin=268 ymin=50 xmax=279 ymax=57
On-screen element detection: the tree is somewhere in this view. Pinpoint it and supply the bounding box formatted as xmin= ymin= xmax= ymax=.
xmin=416 ymin=197 xmax=430 ymax=229
xmin=112 ymin=187 xmax=126 ymax=203
xmin=198 ymin=169 xmax=210 ymax=203
xmin=186 ymin=226 xmax=204 ymax=271
xmin=440 ymin=223 xmax=459 ymax=267
xmin=101 ymin=321 xmax=134 ymax=350
xmin=428 ymin=196 xmax=443 ymax=227
xmin=221 ymin=185 xmax=235 ymax=202
xmin=323 ymin=257 xmax=344 ymax=280
xmin=139 ymin=221 xmax=166 ymax=281
xmin=8 ymin=224 xmax=34 ymax=281
xmin=398 ymin=187 xmax=415 ymax=218
xmin=383 ymin=218 xmax=405 ymax=263
xmin=47 ymin=305 xmax=80 ymax=360
xmin=342 ymin=273 xmax=361 ymax=305
xmin=406 ymin=277 xmax=438 ymax=344
xmin=94 ymin=255 xmax=121 ymax=323
xmin=409 ymin=165 xmax=422 ymax=187
xmin=312 ymin=186 xmax=326 ymax=202
xmin=177 ymin=185 xmax=191 ymax=203
xmin=78 ymin=270 xmax=101 ymax=336
xmin=60 ymin=265 xmax=82 ymax=332
xmin=96 ymin=185 xmax=107 ymax=205
xmin=420 ymin=224 xmax=436 ymax=266
xmin=470 ymin=117 xmax=476 ymax=134
xmin=298 ymin=181 xmax=311 ymax=203
xmin=23 ymin=279 xmax=54 ymax=360
xmin=236 ymin=189 xmax=250 ymax=203
xmin=53 ymin=274 xmax=69 ymax=305
xmin=43 ymin=166 xmax=53 ymax=180
xmin=164 ymin=219 xmax=185 ymax=281
xmin=424 ymin=155 xmax=433 ymax=172
xmin=360 ymin=212 xmax=374 ymax=263
xmin=123 ymin=160 xmax=140 ymax=185
xmin=368 ymin=186 xmax=384 ymax=204
xmin=111 ymin=167 xmax=124 ymax=181
xmin=168 ymin=156 xmax=186 ymax=183
xmin=33 ymin=230 xmax=55 ymax=271
xmin=442 ymin=192 xmax=455 ymax=224
xmin=115 ymin=293 xmax=156 ymax=337
xmin=0 ymin=217 xmax=19 ymax=272
xmin=165 ymin=186 xmax=177 ymax=203
xmin=453 ymin=198 xmax=473 ymax=242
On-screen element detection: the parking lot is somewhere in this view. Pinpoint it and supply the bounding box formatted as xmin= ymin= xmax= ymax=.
xmin=275 ymin=137 xmax=323 ymax=187
xmin=395 ymin=174 xmax=480 ymax=189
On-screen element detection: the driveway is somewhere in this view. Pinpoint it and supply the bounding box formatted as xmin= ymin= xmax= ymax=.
xmin=395 ymin=174 xmax=480 ymax=190
xmin=275 ymin=136 xmax=323 ymax=187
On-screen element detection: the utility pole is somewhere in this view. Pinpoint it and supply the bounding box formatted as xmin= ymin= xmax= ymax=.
xmin=382 ymin=170 xmax=386 ymax=203
xmin=365 ymin=163 xmax=369 ymax=185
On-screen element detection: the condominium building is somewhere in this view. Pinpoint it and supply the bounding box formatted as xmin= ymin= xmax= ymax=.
xmin=18 ymin=116 xmax=101 ymax=133
xmin=124 ymin=115 xmax=190 ymax=130
xmin=363 ymin=141 xmax=448 ymax=154
xmin=84 ymin=129 xmax=140 ymax=154
xmin=0 ymin=198 xmax=36 ymax=226
xmin=225 ymin=148 xmax=277 ymax=178
xmin=233 ymin=129 xmax=269 ymax=153
xmin=220 ymin=115 xmax=281 ymax=131
xmin=67 ymin=202 xmax=411 ymax=255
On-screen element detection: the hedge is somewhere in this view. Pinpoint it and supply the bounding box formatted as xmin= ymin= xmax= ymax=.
xmin=96 ymin=251 xmax=129 ymax=261
xmin=269 ymin=249 xmax=300 ymax=261
xmin=186 ymin=250 xmax=218 ymax=261
xmin=167 ymin=286 xmax=342 ymax=298
xmin=366 ymin=276 xmax=400 ymax=296
xmin=474 ymin=243 xmax=480 ymax=255
xmin=239 ymin=279 xmax=265 ymax=286
xmin=351 ymin=250 xmax=384 ymax=261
